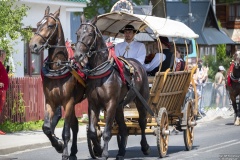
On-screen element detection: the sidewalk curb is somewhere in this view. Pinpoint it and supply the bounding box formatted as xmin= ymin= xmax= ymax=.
xmin=0 ymin=137 xmax=87 ymax=155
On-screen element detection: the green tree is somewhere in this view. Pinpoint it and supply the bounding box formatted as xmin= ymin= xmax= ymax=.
xmin=83 ymin=0 xmax=146 ymax=19
xmin=0 ymin=0 xmax=32 ymax=58
xmin=204 ymin=44 xmax=232 ymax=81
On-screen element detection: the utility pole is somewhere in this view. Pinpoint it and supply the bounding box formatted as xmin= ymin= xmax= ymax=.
xmin=188 ymin=0 xmax=192 ymax=28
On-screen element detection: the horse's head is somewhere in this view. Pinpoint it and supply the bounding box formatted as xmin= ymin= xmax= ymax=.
xmin=233 ymin=51 xmax=240 ymax=69
xmin=29 ymin=6 xmax=61 ymax=53
xmin=75 ymin=14 xmax=99 ymax=67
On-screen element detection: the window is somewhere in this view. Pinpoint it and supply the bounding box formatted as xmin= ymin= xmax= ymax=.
xmin=229 ymin=4 xmax=240 ymax=21
xmin=24 ymin=28 xmax=43 ymax=76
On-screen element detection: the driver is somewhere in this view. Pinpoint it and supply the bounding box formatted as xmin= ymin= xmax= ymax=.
xmin=115 ymin=24 xmax=164 ymax=72
xmin=115 ymin=24 xmax=146 ymax=65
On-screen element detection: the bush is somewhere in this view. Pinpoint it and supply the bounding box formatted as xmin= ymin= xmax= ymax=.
xmin=204 ymin=44 xmax=232 ymax=81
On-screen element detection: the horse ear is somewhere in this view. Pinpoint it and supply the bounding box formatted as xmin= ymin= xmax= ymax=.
xmin=91 ymin=16 xmax=98 ymax=25
xmin=81 ymin=14 xmax=86 ymax=23
xmin=54 ymin=7 xmax=61 ymax=17
xmin=45 ymin=6 xmax=50 ymax=15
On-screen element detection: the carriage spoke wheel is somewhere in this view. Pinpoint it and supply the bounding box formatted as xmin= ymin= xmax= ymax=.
xmin=183 ymin=101 xmax=195 ymax=151
xmin=157 ymin=108 xmax=169 ymax=158
xmin=87 ymin=125 xmax=102 ymax=159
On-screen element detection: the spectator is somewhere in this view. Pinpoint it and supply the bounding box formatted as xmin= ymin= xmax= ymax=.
xmin=214 ymin=65 xmax=226 ymax=110
xmin=195 ymin=60 xmax=208 ymax=116
xmin=0 ymin=49 xmax=9 ymax=135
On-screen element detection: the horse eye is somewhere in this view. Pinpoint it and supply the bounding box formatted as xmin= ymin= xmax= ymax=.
xmin=89 ymin=33 xmax=93 ymax=36
xmin=48 ymin=25 xmax=54 ymax=28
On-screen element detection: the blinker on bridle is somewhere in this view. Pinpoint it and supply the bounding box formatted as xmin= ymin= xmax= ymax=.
xmin=76 ymin=23 xmax=100 ymax=62
xmin=35 ymin=14 xmax=58 ymax=50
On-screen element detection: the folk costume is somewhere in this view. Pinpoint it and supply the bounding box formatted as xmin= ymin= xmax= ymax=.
xmin=115 ymin=41 xmax=146 ymax=65
xmin=0 ymin=59 xmax=9 ymax=113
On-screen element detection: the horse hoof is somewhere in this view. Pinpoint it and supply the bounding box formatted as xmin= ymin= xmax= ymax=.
xmin=62 ymin=155 xmax=69 ymax=160
xmin=116 ymin=155 xmax=124 ymax=160
xmin=141 ymin=144 xmax=151 ymax=155
xmin=56 ymin=140 xmax=64 ymax=153
xmin=69 ymin=155 xmax=77 ymax=160
xmin=234 ymin=121 xmax=240 ymax=126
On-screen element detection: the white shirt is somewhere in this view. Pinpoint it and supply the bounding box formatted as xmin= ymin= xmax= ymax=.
xmin=115 ymin=41 xmax=146 ymax=65
xmin=143 ymin=53 xmax=166 ymax=72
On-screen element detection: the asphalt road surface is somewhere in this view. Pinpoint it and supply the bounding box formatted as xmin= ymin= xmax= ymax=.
xmin=1 ymin=117 xmax=239 ymax=160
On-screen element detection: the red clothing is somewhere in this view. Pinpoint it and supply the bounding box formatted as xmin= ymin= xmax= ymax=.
xmin=0 ymin=62 xmax=9 ymax=91
xmin=0 ymin=62 xmax=9 ymax=113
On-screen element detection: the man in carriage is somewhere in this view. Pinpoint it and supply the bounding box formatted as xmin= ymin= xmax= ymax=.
xmin=115 ymin=24 xmax=166 ymax=75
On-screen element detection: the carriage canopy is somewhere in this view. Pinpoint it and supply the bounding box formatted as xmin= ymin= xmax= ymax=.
xmin=96 ymin=11 xmax=199 ymax=39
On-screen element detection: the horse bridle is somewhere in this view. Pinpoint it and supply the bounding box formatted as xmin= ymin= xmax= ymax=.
xmin=35 ymin=15 xmax=58 ymax=50
xmin=76 ymin=23 xmax=106 ymax=62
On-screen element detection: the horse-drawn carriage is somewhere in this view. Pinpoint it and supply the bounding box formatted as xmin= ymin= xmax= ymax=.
xmin=76 ymin=2 xmax=199 ymax=159
xmin=29 ymin=1 xmax=199 ymax=159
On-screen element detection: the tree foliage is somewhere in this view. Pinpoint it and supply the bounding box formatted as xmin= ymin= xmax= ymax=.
xmin=0 ymin=0 xmax=32 ymax=57
xmin=204 ymin=44 xmax=232 ymax=81
xmin=83 ymin=0 xmax=145 ymax=19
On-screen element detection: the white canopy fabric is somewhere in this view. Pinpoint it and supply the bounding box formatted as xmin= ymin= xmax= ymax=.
xmin=96 ymin=11 xmax=199 ymax=39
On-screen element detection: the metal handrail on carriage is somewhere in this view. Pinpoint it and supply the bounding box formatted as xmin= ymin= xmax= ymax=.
xmin=84 ymin=1 xmax=200 ymax=158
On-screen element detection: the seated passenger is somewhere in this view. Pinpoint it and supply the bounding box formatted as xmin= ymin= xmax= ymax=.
xmin=174 ymin=48 xmax=185 ymax=71
xmin=144 ymin=47 xmax=166 ymax=73
xmin=147 ymin=36 xmax=174 ymax=76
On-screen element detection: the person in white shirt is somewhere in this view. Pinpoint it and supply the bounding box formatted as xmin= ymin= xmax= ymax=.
xmin=115 ymin=24 xmax=164 ymax=72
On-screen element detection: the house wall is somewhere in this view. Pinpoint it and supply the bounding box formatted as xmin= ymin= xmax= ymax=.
xmin=12 ymin=1 xmax=84 ymax=77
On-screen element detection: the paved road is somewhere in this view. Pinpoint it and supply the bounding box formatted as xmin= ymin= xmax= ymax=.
xmin=1 ymin=116 xmax=239 ymax=160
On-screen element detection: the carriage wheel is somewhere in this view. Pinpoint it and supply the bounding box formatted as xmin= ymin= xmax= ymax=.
xmin=87 ymin=125 xmax=102 ymax=159
xmin=156 ymin=107 xmax=169 ymax=158
xmin=183 ymin=101 xmax=196 ymax=151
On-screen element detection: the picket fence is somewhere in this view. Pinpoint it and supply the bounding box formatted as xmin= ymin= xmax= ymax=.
xmin=0 ymin=77 xmax=88 ymax=123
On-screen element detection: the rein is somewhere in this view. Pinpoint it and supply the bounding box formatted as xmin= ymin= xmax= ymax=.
xmin=35 ymin=15 xmax=59 ymax=50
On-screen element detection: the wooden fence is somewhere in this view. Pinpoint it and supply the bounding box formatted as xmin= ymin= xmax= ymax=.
xmin=0 ymin=77 xmax=88 ymax=123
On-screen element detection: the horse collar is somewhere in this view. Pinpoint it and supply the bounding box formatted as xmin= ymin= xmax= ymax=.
xmin=82 ymin=58 xmax=114 ymax=79
xmin=230 ymin=72 xmax=240 ymax=83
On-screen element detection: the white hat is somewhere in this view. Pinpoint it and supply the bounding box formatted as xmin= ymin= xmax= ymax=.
xmin=219 ymin=66 xmax=225 ymax=71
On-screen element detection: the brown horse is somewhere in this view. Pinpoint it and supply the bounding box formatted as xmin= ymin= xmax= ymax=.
xmin=226 ymin=52 xmax=240 ymax=126
xmin=74 ymin=15 xmax=151 ymax=160
xmin=29 ymin=7 xmax=85 ymax=160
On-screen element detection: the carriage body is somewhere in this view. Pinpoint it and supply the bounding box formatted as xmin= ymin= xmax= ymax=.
xmin=81 ymin=8 xmax=200 ymax=158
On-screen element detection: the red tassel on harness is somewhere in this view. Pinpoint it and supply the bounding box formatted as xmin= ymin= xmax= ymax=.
xmin=227 ymin=62 xmax=234 ymax=87
xmin=106 ymin=42 xmax=125 ymax=83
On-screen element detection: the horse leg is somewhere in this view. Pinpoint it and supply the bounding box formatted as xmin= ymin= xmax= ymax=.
xmin=231 ymin=96 xmax=240 ymax=126
xmin=42 ymin=104 xmax=64 ymax=153
xmin=69 ymin=115 xmax=79 ymax=160
xmin=62 ymin=101 xmax=75 ymax=160
xmin=101 ymin=102 xmax=117 ymax=160
xmin=88 ymin=103 xmax=102 ymax=156
xmin=236 ymin=100 xmax=240 ymax=126
xmin=135 ymin=100 xmax=151 ymax=155
xmin=115 ymin=106 xmax=128 ymax=160
xmin=52 ymin=106 xmax=62 ymax=131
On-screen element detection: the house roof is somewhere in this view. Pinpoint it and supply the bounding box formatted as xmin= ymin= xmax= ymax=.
xmin=166 ymin=1 xmax=234 ymax=45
